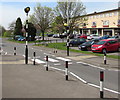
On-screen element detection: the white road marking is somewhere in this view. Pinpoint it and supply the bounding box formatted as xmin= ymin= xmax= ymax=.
xmin=69 ymin=72 xmax=87 ymax=84
xmin=47 ymin=58 xmax=59 ymax=62
xmin=31 ymin=59 xmax=46 ymax=64
xmin=54 ymin=63 xmax=61 ymax=66
xmin=76 ymin=61 xmax=105 ymax=70
xmin=56 ymin=57 xmax=71 ymax=61
xmin=5 ymin=52 xmax=7 ymax=55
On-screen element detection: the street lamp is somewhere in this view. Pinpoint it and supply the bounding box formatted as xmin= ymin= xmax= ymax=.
xmin=24 ymin=7 xmax=30 ymax=64
xmin=64 ymin=23 xmax=69 ymax=56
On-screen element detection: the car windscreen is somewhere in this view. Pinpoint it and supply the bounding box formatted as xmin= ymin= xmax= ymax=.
xmin=96 ymin=41 xmax=106 ymax=45
xmin=82 ymin=41 xmax=92 ymax=45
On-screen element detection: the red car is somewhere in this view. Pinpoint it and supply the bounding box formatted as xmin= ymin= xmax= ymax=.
xmin=91 ymin=39 xmax=120 ymax=53
xmin=79 ymin=34 xmax=87 ymax=39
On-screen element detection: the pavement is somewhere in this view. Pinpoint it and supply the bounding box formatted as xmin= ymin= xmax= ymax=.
xmin=1 ymin=55 xmax=118 ymax=98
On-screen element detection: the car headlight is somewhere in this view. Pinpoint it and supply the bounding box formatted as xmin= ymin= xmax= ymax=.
xmin=97 ymin=45 xmax=102 ymax=48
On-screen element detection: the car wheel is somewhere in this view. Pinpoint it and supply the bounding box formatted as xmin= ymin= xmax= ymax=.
xmin=102 ymin=49 xmax=107 ymax=54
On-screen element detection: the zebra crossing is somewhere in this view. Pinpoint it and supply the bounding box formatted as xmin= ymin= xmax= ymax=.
xmin=31 ymin=56 xmax=72 ymax=66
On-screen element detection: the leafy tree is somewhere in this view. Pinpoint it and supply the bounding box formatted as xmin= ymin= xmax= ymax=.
xmin=3 ymin=31 xmax=12 ymax=37
xmin=24 ymin=22 xmax=36 ymax=41
xmin=55 ymin=0 xmax=86 ymax=33
xmin=0 ymin=25 xmax=6 ymax=36
xmin=29 ymin=3 xmax=55 ymax=40
xmin=14 ymin=17 xmax=23 ymax=36
xmin=51 ymin=16 xmax=64 ymax=34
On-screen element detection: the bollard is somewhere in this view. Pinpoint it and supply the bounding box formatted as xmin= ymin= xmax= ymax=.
xmin=56 ymin=40 xmax=57 ymax=43
xmin=33 ymin=52 xmax=36 ymax=65
xmin=100 ymin=71 xmax=104 ymax=98
xmin=65 ymin=61 xmax=68 ymax=80
xmin=0 ymin=47 xmax=1 ymax=55
xmin=14 ymin=47 xmax=16 ymax=55
xmin=46 ymin=56 xmax=48 ymax=71
xmin=104 ymin=52 xmax=107 ymax=64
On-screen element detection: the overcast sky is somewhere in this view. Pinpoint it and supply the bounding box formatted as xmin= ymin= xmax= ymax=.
xmin=0 ymin=0 xmax=119 ymax=29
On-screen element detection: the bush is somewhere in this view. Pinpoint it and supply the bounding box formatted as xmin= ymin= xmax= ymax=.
xmin=3 ymin=31 xmax=12 ymax=37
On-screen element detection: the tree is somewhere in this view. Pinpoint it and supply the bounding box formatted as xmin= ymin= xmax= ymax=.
xmin=55 ymin=0 xmax=86 ymax=33
xmin=8 ymin=21 xmax=15 ymax=32
xmin=0 ymin=25 xmax=6 ymax=36
xmin=24 ymin=22 xmax=36 ymax=41
xmin=14 ymin=17 xmax=23 ymax=36
xmin=29 ymin=3 xmax=54 ymax=40
xmin=51 ymin=16 xmax=64 ymax=34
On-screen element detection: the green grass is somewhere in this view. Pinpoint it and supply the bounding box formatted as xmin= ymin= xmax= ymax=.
xmin=35 ymin=42 xmax=120 ymax=59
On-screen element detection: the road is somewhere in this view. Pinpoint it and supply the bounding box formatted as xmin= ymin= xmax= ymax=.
xmin=1 ymin=38 xmax=119 ymax=95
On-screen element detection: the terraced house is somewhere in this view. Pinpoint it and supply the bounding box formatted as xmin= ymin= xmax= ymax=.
xmin=76 ymin=6 xmax=120 ymax=36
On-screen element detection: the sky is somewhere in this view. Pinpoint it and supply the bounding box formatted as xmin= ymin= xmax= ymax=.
xmin=0 ymin=0 xmax=119 ymax=29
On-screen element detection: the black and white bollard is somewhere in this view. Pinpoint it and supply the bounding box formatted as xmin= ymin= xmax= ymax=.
xmin=0 ymin=47 xmax=1 ymax=55
xmin=14 ymin=47 xmax=16 ymax=55
xmin=104 ymin=52 xmax=107 ymax=64
xmin=65 ymin=61 xmax=68 ymax=80
xmin=46 ymin=56 xmax=48 ymax=71
xmin=33 ymin=52 xmax=36 ymax=65
xmin=100 ymin=71 xmax=104 ymax=98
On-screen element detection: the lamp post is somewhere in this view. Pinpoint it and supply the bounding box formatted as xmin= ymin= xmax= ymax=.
xmin=64 ymin=23 xmax=69 ymax=56
xmin=24 ymin=7 xmax=30 ymax=64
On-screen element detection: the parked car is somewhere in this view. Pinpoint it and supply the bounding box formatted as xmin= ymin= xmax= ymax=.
xmin=78 ymin=39 xmax=100 ymax=51
xmin=35 ymin=36 xmax=41 ymax=40
xmin=108 ymin=35 xmax=119 ymax=39
xmin=91 ymin=39 xmax=120 ymax=53
xmin=87 ymin=34 xmax=100 ymax=40
xmin=53 ymin=34 xmax=60 ymax=38
xmin=46 ymin=33 xmax=54 ymax=37
xmin=99 ymin=35 xmax=111 ymax=40
xmin=78 ymin=34 xmax=87 ymax=39
xmin=18 ymin=37 xmax=26 ymax=41
xmin=59 ymin=33 xmax=67 ymax=38
xmin=69 ymin=38 xmax=86 ymax=47
xmin=14 ymin=35 xmax=22 ymax=40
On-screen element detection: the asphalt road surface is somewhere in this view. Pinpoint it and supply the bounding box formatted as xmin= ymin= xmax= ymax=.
xmin=1 ymin=38 xmax=119 ymax=95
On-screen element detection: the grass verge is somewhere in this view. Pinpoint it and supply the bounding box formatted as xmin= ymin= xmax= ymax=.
xmin=35 ymin=42 xmax=120 ymax=59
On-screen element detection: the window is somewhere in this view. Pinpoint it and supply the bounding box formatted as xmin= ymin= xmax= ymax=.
xmin=96 ymin=15 xmax=99 ymax=18
xmin=114 ymin=12 xmax=118 ymax=16
xmin=92 ymin=22 xmax=97 ymax=26
xmin=100 ymin=14 xmax=103 ymax=18
xmin=106 ymin=13 xmax=109 ymax=17
xmin=103 ymin=20 xmax=109 ymax=26
xmin=108 ymin=40 xmax=117 ymax=44
xmin=118 ymin=19 xmax=120 ymax=25
xmin=109 ymin=13 xmax=112 ymax=17
xmin=83 ymin=23 xmax=86 ymax=26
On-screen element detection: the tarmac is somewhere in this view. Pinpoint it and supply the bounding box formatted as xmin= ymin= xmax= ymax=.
xmin=1 ymin=55 xmax=119 ymax=98
xmin=32 ymin=45 xmax=119 ymax=70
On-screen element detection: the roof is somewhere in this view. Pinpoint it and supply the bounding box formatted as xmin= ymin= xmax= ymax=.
xmin=76 ymin=8 xmax=120 ymax=18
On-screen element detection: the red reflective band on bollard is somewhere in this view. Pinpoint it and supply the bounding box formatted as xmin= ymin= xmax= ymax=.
xmin=100 ymin=71 xmax=104 ymax=81
xmin=66 ymin=61 xmax=68 ymax=68
xmin=46 ymin=56 xmax=48 ymax=61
